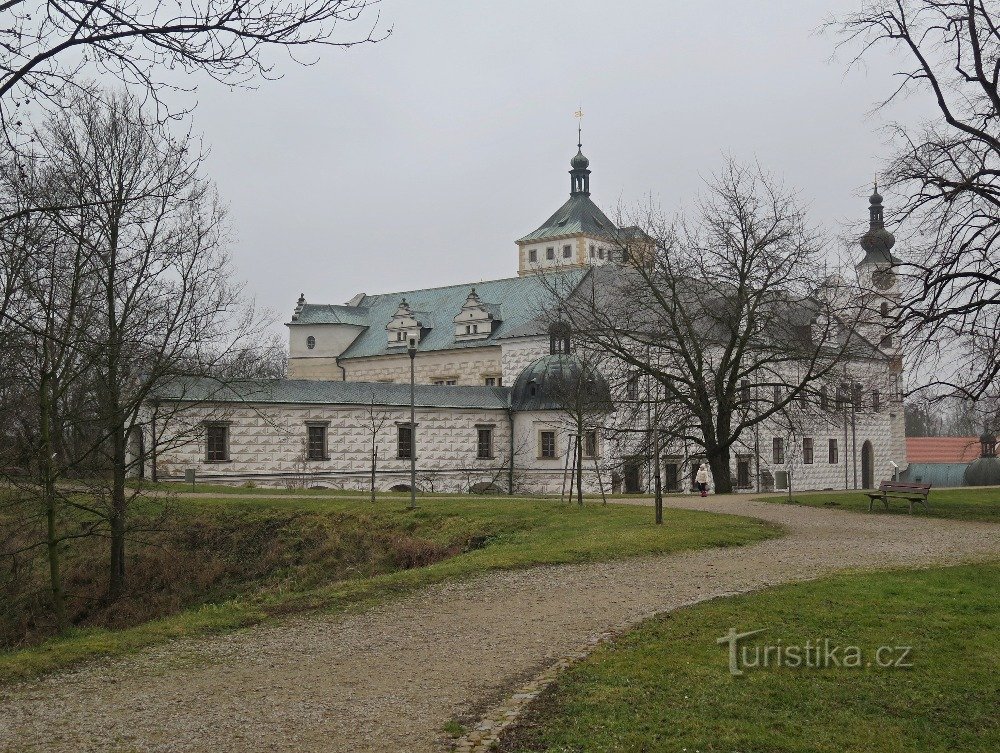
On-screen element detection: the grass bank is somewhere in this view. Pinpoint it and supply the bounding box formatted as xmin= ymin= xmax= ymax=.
xmin=765 ymin=487 xmax=1000 ymax=523
xmin=499 ymin=562 xmax=999 ymax=753
xmin=0 ymin=494 xmax=780 ymax=685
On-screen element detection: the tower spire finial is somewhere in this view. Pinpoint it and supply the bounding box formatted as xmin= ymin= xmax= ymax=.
xmin=569 ymin=107 xmax=591 ymax=196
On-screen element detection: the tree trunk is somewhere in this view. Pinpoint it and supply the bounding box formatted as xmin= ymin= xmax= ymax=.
xmin=39 ymin=368 xmax=67 ymax=630
xmin=370 ymin=443 xmax=377 ymax=504
xmin=108 ymin=429 xmax=127 ymax=601
xmin=708 ymin=448 xmax=733 ymax=494
xmin=576 ymin=419 xmax=584 ymax=506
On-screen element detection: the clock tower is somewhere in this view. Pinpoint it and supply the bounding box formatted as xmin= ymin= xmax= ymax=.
xmin=856 ymin=184 xmax=901 ymax=354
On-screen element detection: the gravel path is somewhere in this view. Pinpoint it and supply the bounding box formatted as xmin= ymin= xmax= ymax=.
xmin=1 ymin=496 xmax=997 ymax=753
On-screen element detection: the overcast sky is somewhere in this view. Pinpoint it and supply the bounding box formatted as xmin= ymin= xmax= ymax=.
xmin=185 ymin=0 xmax=932 ymax=329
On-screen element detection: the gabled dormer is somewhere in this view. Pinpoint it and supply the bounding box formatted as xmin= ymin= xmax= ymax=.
xmin=454 ymin=288 xmax=501 ymax=341
xmin=386 ymin=299 xmax=429 ymax=347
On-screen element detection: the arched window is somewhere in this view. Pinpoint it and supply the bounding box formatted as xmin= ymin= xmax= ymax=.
xmin=306 ymin=336 xmax=316 ymax=350
xmin=880 ymin=301 xmax=890 ymax=318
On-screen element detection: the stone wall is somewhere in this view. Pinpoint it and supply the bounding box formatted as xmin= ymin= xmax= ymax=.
xmin=500 ymin=337 xmax=548 ymax=387
xmin=154 ymin=402 xmax=513 ymax=493
xmin=341 ymin=347 xmax=503 ymax=386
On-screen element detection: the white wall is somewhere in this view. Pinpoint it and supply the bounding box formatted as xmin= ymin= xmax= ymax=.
xmin=154 ymin=401 xmax=513 ymax=492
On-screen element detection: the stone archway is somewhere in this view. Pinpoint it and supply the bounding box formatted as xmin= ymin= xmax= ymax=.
xmin=861 ymin=440 xmax=875 ymax=489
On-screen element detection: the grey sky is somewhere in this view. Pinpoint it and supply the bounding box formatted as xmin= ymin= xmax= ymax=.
xmin=187 ymin=0 xmax=931 ymax=329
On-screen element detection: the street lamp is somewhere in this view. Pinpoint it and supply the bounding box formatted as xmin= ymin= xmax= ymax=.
xmin=407 ymin=336 xmax=417 ymax=510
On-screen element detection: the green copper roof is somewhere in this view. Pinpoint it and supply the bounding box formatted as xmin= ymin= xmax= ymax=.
xmin=293 ymin=304 xmax=370 ymax=327
xmin=157 ymin=378 xmax=512 ymax=410
xmin=517 ymin=194 xmax=618 ymax=243
xmin=292 ymin=269 xmax=587 ymax=360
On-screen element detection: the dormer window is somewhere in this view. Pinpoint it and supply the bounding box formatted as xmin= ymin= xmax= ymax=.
xmin=529 ymin=248 xmax=537 ymax=262
xmin=546 ymin=247 xmax=555 ymax=260
xmin=387 ymin=298 xmax=426 ymax=347
xmin=562 ymin=244 xmax=572 ymax=259
xmin=454 ymin=288 xmax=500 ymax=342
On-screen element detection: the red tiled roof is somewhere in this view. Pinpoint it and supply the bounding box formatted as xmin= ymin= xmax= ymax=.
xmin=906 ymin=437 xmax=981 ymax=464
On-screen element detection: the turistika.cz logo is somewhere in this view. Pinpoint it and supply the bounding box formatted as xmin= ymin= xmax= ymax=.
xmin=716 ymin=627 xmax=913 ymax=676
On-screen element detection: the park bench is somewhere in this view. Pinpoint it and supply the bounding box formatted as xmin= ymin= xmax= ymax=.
xmin=866 ymin=481 xmax=932 ymax=514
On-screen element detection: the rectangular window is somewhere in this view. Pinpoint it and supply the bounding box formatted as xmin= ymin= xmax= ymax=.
xmin=584 ymin=430 xmax=598 ymax=458
xmin=740 ymin=379 xmax=750 ymax=406
xmin=540 ymin=430 xmax=556 ymax=458
xmin=589 ymin=244 xmax=595 ymax=258
xmin=772 ymin=437 xmax=784 ymax=465
xmin=820 ymin=386 xmax=829 ymax=411
xmin=737 ymin=458 xmax=751 ymax=489
xmin=546 ymin=247 xmax=555 ymax=260
xmin=803 ymin=437 xmax=814 ymax=464
xmin=433 ymin=379 xmax=457 ymax=386
xmin=307 ymin=425 xmax=327 ymax=461
xmin=828 ymin=438 xmax=839 ymax=464
xmin=773 ymin=385 xmax=782 ymax=407
xmin=397 ymin=424 xmax=413 ymax=459
xmin=205 ymin=425 xmax=229 ymax=462
xmin=872 ymin=390 xmax=881 ymax=412
xmin=529 ymin=248 xmax=537 ymax=262
xmin=626 ymin=374 xmax=640 ymax=401
xmin=852 ymin=383 xmax=864 ymax=407
xmin=598 ymin=248 xmax=605 ymax=259
xmin=477 ymin=427 xmax=493 ymax=459
xmin=563 ymin=244 xmax=572 ymax=258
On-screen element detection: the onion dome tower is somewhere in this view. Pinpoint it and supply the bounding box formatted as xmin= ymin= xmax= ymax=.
xmin=859 ymin=184 xmax=900 ymax=266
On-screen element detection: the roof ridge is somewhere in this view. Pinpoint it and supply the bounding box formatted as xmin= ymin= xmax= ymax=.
xmin=317 ymin=268 xmax=585 ymax=304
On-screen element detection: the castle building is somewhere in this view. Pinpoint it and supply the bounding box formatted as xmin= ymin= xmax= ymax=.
xmin=150 ymin=144 xmax=904 ymax=494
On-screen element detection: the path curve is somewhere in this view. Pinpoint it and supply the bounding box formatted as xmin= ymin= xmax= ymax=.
xmin=1 ymin=496 xmax=997 ymax=753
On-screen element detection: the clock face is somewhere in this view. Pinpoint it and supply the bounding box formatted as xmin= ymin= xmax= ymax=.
xmin=872 ymin=269 xmax=895 ymax=291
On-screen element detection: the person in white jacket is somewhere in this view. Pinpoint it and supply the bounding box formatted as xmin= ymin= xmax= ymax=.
xmin=695 ymin=463 xmax=711 ymax=497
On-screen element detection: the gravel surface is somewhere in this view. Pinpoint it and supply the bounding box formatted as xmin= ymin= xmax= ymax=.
xmin=1 ymin=495 xmax=997 ymax=753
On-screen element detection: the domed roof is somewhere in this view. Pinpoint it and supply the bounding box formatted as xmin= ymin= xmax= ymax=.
xmin=571 ymin=149 xmax=590 ymax=170
xmin=963 ymin=457 xmax=1000 ymax=486
xmin=860 ymin=227 xmax=896 ymax=255
xmin=510 ymin=354 xmax=612 ymax=412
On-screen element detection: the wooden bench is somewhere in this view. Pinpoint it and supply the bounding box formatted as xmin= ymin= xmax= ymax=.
xmin=867 ymin=481 xmax=932 ymax=514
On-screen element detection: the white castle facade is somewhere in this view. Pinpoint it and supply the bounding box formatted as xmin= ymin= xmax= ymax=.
xmin=150 ymin=146 xmax=906 ymax=495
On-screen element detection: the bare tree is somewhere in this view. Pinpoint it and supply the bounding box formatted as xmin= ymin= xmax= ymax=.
xmin=557 ymin=160 xmax=877 ymax=493
xmin=0 ymin=1 xmax=385 ymax=134
xmin=541 ymin=346 xmax=613 ymax=505
xmin=834 ymin=1 xmax=1000 ymax=401
xmin=0 ymin=90 xmax=269 ymax=603
xmin=363 ymin=392 xmax=390 ymax=502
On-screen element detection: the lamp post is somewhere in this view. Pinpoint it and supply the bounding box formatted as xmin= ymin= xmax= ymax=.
xmin=408 ymin=336 xmax=417 ymax=510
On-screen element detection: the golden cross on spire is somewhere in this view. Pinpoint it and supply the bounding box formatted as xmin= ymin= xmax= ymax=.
xmin=575 ymin=106 xmax=584 ymax=149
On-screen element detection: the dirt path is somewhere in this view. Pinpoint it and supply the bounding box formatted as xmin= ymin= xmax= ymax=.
xmin=1 ymin=496 xmax=997 ymax=753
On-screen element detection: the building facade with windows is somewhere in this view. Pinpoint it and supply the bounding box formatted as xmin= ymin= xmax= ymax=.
xmin=149 ymin=145 xmax=905 ymax=495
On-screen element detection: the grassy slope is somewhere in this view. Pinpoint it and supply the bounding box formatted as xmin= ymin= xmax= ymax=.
xmin=766 ymin=487 xmax=1000 ymax=523
xmin=500 ymin=563 xmax=999 ymax=753
xmin=0 ymin=495 xmax=780 ymax=685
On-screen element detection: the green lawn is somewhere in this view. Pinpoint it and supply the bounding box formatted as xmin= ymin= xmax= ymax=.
xmin=0 ymin=494 xmax=780 ymax=685
xmin=765 ymin=487 xmax=1000 ymax=523
xmin=499 ymin=563 xmax=999 ymax=753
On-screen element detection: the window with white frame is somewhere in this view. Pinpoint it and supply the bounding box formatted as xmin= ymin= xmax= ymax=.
xmin=306 ymin=424 xmax=328 ymax=461
xmin=477 ymin=427 xmax=493 ymax=459
xmin=205 ymin=424 xmax=229 ymax=462
xmin=539 ymin=430 xmax=556 ymax=458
